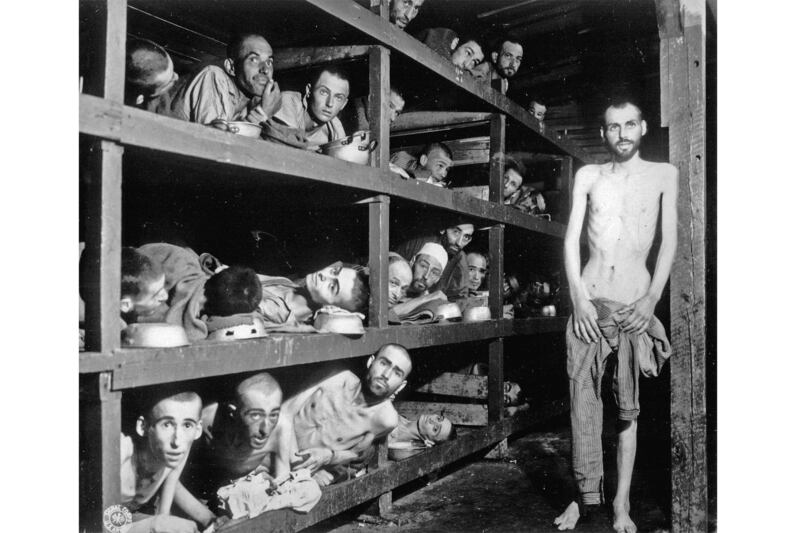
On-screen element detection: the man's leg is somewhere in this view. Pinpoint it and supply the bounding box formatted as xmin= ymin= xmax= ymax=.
xmin=613 ymin=419 xmax=637 ymax=533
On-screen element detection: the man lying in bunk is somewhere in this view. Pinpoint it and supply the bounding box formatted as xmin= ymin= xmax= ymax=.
xmin=257 ymin=261 xmax=369 ymax=330
xmin=125 ymin=38 xmax=181 ymax=114
xmin=271 ymin=344 xmax=413 ymax=487
xmin=503 ymin=155 xmax=526 ymax=205
xmin=390 ymin=0 xmax=425 ymax=31
xmin=388 ymin=252 xmax=413 ymax=308
xmin=389 ymin=142 xmax=454 ymax=186
xmin=184 ymin=373 xmax=321 ymax=520
xmin=466 ymin=251 xmax=488 ymax=295
xmin=339 ymin=85 xmax=406 ymax=134
xmin=271 ymin=65 xmax=350 ymax=150
xmin=119 ymin=387 xmax=226 ymax=532
xmin=416 ymin=28 xmax=485 ymax=72
xmin=388 ymin=412 xmax=456 ymax=460
xmin=470 ymin=35 xmax=524 ymax=94
xmin=169 ymin=32 xmax=282 ymax=126
xmin=395 ymin=221 xmax=475 ymax=300
xmin=80 ymin=246 xmax=168 ymax=349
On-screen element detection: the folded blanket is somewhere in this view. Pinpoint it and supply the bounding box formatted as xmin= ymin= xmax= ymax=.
xmin=137 ymin=243 xmax=211 ymax=342
xmin=388 ymin=296 xmax=448 ymax=325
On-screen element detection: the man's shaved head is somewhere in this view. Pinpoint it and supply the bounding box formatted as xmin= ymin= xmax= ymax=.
xmin=236 ymin=372 xmax=281 ymax=403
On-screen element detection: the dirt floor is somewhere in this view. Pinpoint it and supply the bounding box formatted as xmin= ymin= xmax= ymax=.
xmin=307 ymin=413 xmax=677 ymax=533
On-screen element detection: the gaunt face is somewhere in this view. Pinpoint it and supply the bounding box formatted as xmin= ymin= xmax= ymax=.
xmin=307 ymin=71 xmax=349 ymax=124
xmin=390 ymin=0 xmax=425 ymax=29
xmin=601 ymin=103 xmax=647 ymax=162
xmin=141 ymin=398 xmax=202 ymax=469
xmin=451 ymin=41 xmax=484 ymax=70
xmin=503 ymin=169 xmax=523 ymax=200
xmin=366 ymin=346 xmax=412 ymax=399
xmin=466 ymin=253 xmax=488 ymax=290
xmin=231 ymin=35 xmax=274 ymax=97
xmin=493 ymin=41 xmax=523 ymax=78
xmin=305 ymin=262 xmax=358 ymax=309
xmin=388 ymin=260 xmax=412 ymax=306
xmin=442 ymin=224 xmax=474 ymax=256
xmin=410 ymin=253 xmax=443 ymax=293
xmin=418 ymin=413 xmax=453 ymax=443
xmin=236 ymin=388 xmax=282 ymax=450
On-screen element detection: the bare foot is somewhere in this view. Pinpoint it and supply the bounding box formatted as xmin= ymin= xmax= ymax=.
xmin=612 ymin=504 xmax=637 ymax=533
xmin=553 ymin=501 xmax=580 ymax=530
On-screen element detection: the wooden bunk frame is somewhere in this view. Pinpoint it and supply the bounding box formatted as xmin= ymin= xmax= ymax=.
xmin=79 ymin=0 xmax=709 ymax=531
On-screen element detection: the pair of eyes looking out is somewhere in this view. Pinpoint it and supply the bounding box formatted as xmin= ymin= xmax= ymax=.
xmin=500 ymin=51 xmax=522 ymax=65
xmin=375 ymin=357 xmax=406 ymax=380
xmin=242 ymin=409 xmax=280 ymax=425
xmin=244 ymin=54 xmax=273 ymax=70
xmin=605 ymin=121 xmax=641 ymax=134
xmin=314 ymin=86 xmax=347 ymax=104
xmin=153 ymin=419 xmax=198 ymax=431
xmin=416 ymin=259 xmax=442 ymax=278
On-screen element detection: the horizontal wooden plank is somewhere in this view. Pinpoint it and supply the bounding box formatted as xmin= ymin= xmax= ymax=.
xmin=415 ymin=372 xmax=489 ymax=399
xmin=79 ymin=94 xmax=567 ymax=239
xmin=273 ymin=45 xmax=373 ymax=71
xmin=391 ymin=111 xmax=493 ymax=132
xmin=79 ymin=317 xmax=567 ymax=388
xmin=396 ymin=401 xmax=489 ymax=426
xmin=220 ymin=398 xmax=568 ymax=533
xmin=303 ymin=0 xmax=598 ymax=164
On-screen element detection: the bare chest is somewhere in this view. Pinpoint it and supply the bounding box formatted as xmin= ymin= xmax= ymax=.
xmin=588 ymin=173 xmax=661 ymax=222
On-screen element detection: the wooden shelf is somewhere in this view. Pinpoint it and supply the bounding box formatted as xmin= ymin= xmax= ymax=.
xmin=79 ymin=317 xmax=567 ymax=389
xmin=220 ymin=397 xmax=569 ymax=533
xmin=80 ymin=94 xmax=566 ymax=239
xmin=303 ymin=0 xmax=598 ymax=164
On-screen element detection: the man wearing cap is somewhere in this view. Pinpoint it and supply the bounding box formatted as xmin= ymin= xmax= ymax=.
xmin=395 ymin=223 xmax=475 ymax=300
xmin=405 ymin=242 xmax=448 ymax=298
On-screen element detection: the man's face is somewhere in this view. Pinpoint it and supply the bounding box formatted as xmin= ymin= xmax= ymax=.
xmin=410 ymin=253 xmax=443 ymax=294
xmin=466 ymin=253 xmax=488 ymax=290
xmin=390 ymin=0 xmax=424 ymax=30
xmin=389 ymin=91 xmax=406 ymax=123
xmin=366 ymin=347 xmax=412 ymax=398
xmin=528 ymin=102 xmax=546 ymax=121
xmin=492 ymin=41 xmax=523 ymax=78
xmin=442 ymin=224 xmax=474 ymax=256
xmin=451 ymin=41 xmax=484 ymax=70
xmin=142 ymin=398 xmax=202 ymax=469
xmin=307 ymin=71 xmax=349 ymax=124
xmin=388 ymin=260 xmax=412 ymax=306
xmin=306 ymin=262 xmax=358 ymax=309
xmin=124 ymin=274 xmax=168 ymax=319
xmin=420 ymin=148 xmax=453 ymax=182
xmin=504 ymin=381 xmax=522 ymax=405
xmin=601 ymin=104 xmax=647 ymax=162
xmin=236 ymin=388 xmax=282 ymax=450
xmin=503 ymin=169 xmax=523 ymax=200
xmin=230 ymin=35 xmax=273 ymax=98
xmin=418 ymin=413 xmax=453 ymax=443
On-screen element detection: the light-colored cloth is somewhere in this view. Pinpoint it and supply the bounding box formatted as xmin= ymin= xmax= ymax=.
xmin=566 ymin=298 xmax=671 ymax=504
xmin=169 ymin=65 xmax=252 ymax=125
xmin=119 ymin=434 xmax=169 ymax=512
xmin=272 ymin=91 xmax=345 ymax=149
xmin=137 ymin=243 xmax=211 ymax=341
xmin=257 ymin=275 xmax=318 ymax=332
xmin=415 ymin=242 xmax=449 ymax=273
xmin=216 ymin=470 xmax=321 ymax=518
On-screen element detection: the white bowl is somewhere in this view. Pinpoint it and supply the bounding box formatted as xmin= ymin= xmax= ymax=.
xmin=435 ymin=302 xmax=462 ymax=322
xmin=463 ymin=306 xmax=491 ymax=322
xmin=122 ymin=323 xmax=190 ymax=348
xmin=207 ymin=319 xmax=268 ymax=341
xmin=314 ymin=307 xmax=366 ymax=335
xmin=319 ymin=130 xmax=377 ymax=165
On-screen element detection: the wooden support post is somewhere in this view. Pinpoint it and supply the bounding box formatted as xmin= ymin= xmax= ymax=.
xmin=368 ymin=195 xmax=390 ymax=328
xmin=368 ymin=45 xmax=391 ymax=170
xmin=83 ymin=140 xmax=123 ymax=353
xmin=82 ymin=0 xmax=126 ymax=101
xmin=488 ymin=114 xmax=506 ymax=204
xmin=80 ymin=372 xmax=121 ymax=531
xmin=366 ymin=436 xmax=392 ymax=516
xmin=488 ymin=339 xmax=504 ymax=423
xmin=657 ymin=0 xmax=709 ymax=531
xmin=557 ymin=155 xmax=574 ymax=224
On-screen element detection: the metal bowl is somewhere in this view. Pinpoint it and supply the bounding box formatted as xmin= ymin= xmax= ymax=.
xmin=319 ymin=130 xmax=378 ymax=165
xmin=434 ymin=302 xmax=462 ymax=322
xmin=207 ymin=319 xmax=268 ymax=341
xmin=122 ymin=323 xmax=190 ymax=348
xmin=210 ymin=119 xmax=263 ymax=138
xmin=463 ymin=306 xmax=491 ymax=322
xmin=314 ymin=308 xmax=366 ymax=335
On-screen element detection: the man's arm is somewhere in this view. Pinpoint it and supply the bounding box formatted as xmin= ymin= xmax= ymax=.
xmin=172 ymin=481 xmax=219 ymax=529
xmin=564 ymin=167 xmax=601 ymax=343
xmin=621 ymin=165 xmax=679 ymax=334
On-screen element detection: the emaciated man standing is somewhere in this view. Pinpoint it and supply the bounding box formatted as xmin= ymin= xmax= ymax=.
xmin=554 ymin=98 xmax=677 ymax=533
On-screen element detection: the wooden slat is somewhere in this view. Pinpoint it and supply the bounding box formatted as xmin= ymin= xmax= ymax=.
xmin=396 ymin=401 xmax=488 ymax=426
xmin=302 ymin=0 xmax=598 ymax=164
xmin=488 ymin=339 xmax=504 ymax=422
xmin=220 ymin=402 xmax=567 ymax=533
xmin=391 ymin=111 xmax=493 ymax=132
xmin=80 ymin=373 xmax=121 ymax=532
xmin=659 ymin=0 xmax=709 ymax=531
xmin=83 ymin=140 xmax=123 ymax=353
xmin=368 ymin=196 xmax=390 ymax=328
xmin=79 ymin=94 xmax=568 ymax=239
xmin=368 ymin=45 xmax=390 ymax=170
xmin=415 ymin=372 xmax=489 ymax=399
xmin=272 ymin=45 xmax=372 ymax=71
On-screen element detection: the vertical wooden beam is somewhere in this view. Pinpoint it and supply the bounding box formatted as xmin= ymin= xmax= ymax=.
xmin=80 ymin=372 xmax=121 ymax=531
xmin=488 ymin=114 xmax=506 ymax=204
xmin=557 ymin=156 xmax=574 ymax=224
xmin=488 ymin=339 xmax=504 ymax=423
xmin=366 ymin=436 xmax=392 ymax=516
xmin=658 ymin=0 xmax=708 ymax=531
xmin=82 ymin=0 xmax=127 ymax=102
xmin=368 ymin=47 xmax=390 ymax=170
xmin=83 ymin=140 xmax=123 ymax=353
xmin=368 ymin=196 xmax=390 ymax=328
xmin=370 ymin=0 xmax=390 ymax=19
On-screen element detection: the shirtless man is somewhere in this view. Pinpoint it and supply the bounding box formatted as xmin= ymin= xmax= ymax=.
xmin=554 ymin=99 xmax=677 ymax=533
xmin=271 ymin=344 xmax=412 ymax=487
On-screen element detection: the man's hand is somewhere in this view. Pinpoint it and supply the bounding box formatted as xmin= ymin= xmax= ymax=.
xmin=292 ymin=448 xmax=333 ymax=472
xmin=312 ymin=469 xmax=335 ymax=487
xmin=620 ymin=293 xmax=658 ymax=335
xmin=149 ymin=515 xmax=200 ymax=533
xmin=260 ymin=79 xmax=282 ymax=118
xmin=573 ymin=298 xmax=601 ymax=343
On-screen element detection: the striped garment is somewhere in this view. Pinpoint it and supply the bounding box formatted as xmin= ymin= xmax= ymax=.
xmin=566 ymin=298 xmax=671 ymax=504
